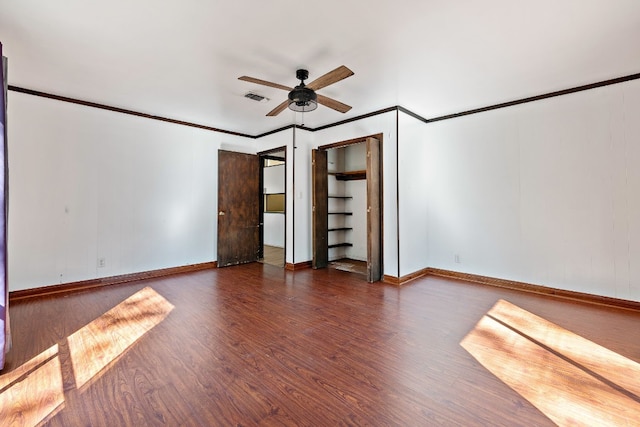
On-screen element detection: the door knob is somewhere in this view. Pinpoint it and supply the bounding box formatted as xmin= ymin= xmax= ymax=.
xmin=218 ymin=211 xmax=225 ymax=216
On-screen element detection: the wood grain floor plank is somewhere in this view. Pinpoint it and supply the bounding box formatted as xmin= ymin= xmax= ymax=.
xmin=1 ymin=264 xmax=639 ymax=426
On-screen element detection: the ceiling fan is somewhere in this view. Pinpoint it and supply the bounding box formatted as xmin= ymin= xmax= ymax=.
xmin=238 ymin=65 xmax=354 ymax=116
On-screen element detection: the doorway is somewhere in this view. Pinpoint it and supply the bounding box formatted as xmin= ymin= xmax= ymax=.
xmin=312 ymin=135 xmax=382 ymax=282
xmin=258 ymin=147 xmax=286 ymax=267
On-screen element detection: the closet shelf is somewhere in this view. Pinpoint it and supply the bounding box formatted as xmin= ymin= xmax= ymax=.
xmin=329 ymin=170 xmax=366 ymax=181
xmin=328 ymin=195 xmax=353 ymax=199
xmin=328 ymin=212 xmax=353 ymax=215
xmin=328 ymin=227 xmax=353 ymax=232
xmin=328 ymin=243 xmax=353 ymax=249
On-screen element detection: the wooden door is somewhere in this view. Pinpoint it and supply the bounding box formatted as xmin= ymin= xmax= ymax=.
xmin=217 ymin=150 xmax=260 ymax=267
xmin=312 ymin=149 xmax=328 ymax=269
xmin=366 ymin=137 xmax=382 ymax=282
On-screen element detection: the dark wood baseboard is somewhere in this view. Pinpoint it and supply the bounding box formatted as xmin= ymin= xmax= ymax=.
xmin=9 ymin=261 xmax=218 ymax=302
xmin=382 ymin=275 xmax=401 ymax=285
xmin=285 ymin=261 xmax=312 ymax=271
xmin=426 ymin=267 xmax=640 ymax=312
xmin=12 ymin=260 xmax=639 ymax=311
xmin=383 ymin=267 xmax=430 ymax=286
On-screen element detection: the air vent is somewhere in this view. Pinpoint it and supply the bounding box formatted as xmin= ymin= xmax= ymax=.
xmin=244 ymin=92 xmax=269 ymax=103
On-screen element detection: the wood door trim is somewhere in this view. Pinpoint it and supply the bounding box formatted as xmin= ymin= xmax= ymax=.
xmin=366 ymin=137 xmax=382 ymax=282
xmin=318 ymin=133 xmax=384 ymax=151
xmin=312 ymin=149 xmax=329 ymax=269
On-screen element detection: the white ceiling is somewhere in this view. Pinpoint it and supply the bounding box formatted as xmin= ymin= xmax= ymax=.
xmin=2 ymin=0 xmax=640 ymax=136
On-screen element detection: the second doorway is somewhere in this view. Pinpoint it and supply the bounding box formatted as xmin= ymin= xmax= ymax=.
xmin=259 ymin=147 xmax=286 ymax=267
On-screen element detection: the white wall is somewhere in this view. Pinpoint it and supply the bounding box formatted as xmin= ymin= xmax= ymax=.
xmin=398 ymin=112 xmax=430 ymax=276
xmin=13 ymin=77 xmax=640 ymax=302
xmin=424 ymin=79 xmax=640 ymax=301
xmin=263 ymin=163 xmax=285 ymax=193
xmin=7 ymin=92 xmax=253 ymax=291
xmin=344 ymin=142 xmax=366 ymax=170
xmin=263 ymin=163 xmax=285 ymax=248
xmin=263 ymin=214 xmax=285 ymax=248
xmin=292 ymin=128 xmax=314 ymax=264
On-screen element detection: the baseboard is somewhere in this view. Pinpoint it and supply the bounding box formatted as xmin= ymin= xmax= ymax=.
xmin=383 ymin=267 xmax=430 ymax=286
xmin=9 ymin=261 xmax=218 ymax=302
xmin=285 ymin=261 xmax=312 ymax=271
xmin=426 ymin=267 xmax=640 ymax=312
xmin=382 ymin=275 xmax=401 ymax=285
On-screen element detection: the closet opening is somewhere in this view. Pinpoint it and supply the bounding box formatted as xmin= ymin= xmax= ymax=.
xmin=312 ymin=135 xmax=382 ymax=282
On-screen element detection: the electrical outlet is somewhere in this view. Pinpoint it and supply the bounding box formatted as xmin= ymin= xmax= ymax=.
xmin=98 ymin=258 xmax=106 ymax=268
xmin=454 ymin=254 xmax=460 ymax=263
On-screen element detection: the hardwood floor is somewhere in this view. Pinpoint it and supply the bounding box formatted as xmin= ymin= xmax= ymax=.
xmin=329 ymin=258 xmax=367 ymax=277
xmin=259 ymin=245 xmax=284 ymax=267
xmin=2 ymin=263 xmax=640 ymax=426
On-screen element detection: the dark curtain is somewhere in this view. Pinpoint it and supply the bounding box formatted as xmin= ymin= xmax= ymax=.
xmin=0 ymin=42 xmax=8 ymax=370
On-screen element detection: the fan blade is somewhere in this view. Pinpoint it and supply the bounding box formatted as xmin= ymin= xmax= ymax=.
xmin=306 ymin=65 xmax=354 ymax=91
xmin=238 ymin=76 xmax=292 ymax=92
xmin=266 ymin=99 xmax=290 ymax=116
xmin=317 ymin=94 xmax=352 ymax=113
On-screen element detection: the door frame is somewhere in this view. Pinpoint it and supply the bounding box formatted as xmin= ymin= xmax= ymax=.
xmin=311 ymin=149 xmax=328 ymax=269
xmin=258 ymin=146 xmax=287 ymax=265
xmin=314 ymin=133 xmax=384 ymax=281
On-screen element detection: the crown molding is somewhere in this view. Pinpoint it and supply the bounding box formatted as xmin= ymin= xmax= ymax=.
xmin=9 ymin=71 xmax=640 ymax=139
xmin=7 ymin=85 xmax=255 ymax=139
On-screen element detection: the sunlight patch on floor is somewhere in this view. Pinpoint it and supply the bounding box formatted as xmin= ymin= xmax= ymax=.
xmin=0 ymin=286 xmax=174 ymax=426
xmin=0 ymin=344 xmax=64 ymax=426
xmin=461 ymin=299 xmax=640 ymax=426
xmin=68 ymin=286 xmax=174 ymax=389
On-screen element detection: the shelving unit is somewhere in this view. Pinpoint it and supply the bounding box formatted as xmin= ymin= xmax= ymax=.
xmin=327 ymin=194 xmax=353 ymax=258
xmin=324 ymin=142 xmax=367 ymax=264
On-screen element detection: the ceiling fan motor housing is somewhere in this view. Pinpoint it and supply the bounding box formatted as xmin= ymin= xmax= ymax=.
xmin=288 ymin=69 xmax=317 ymax=111
xmin=288 ymin=86 xmax=317 ymax=105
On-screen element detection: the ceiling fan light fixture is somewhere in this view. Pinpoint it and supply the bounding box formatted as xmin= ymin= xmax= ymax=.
xmin=239 ymin=66 xmax=352 ymax=116
xmin=288 ymin=86 xmax=317 ymax=112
